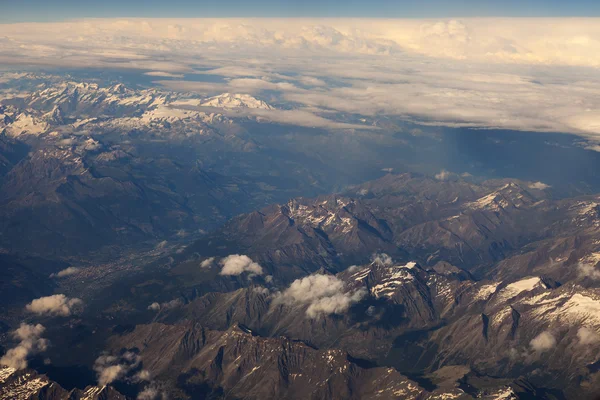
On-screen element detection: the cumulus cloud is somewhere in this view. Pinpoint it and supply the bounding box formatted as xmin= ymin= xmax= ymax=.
xmin=274 ymin=274 xmax=366 ymax=318
xmin=577 ymin=327 xmax=600 ymax=345
xmin=200 ymin=257 xmax=215 ymax=268
xmin=93 ymin=351 xmax=141 ymax=386
xmin=0 ymin=323 xmax=49 ymax=369
xmin=25 ymin=294 xmax=83 ymax=316
xmin=530 ymin=331 xmax=556 ymax=352
xmin=148 ymin=302 xmax=160 ymax=311
xmin=371 ymin=253 xmax=393 ymax=267
xmin=219 ymin=254 xmax=263 ymax=276
xmin=50 ymin=266 xmax=80 ymax=278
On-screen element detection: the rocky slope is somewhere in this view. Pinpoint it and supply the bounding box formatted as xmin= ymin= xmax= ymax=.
xmin=106 ymin=323 xmax=553 ymax=399
xmin=0 ymin=366 xmax=126 ymax=400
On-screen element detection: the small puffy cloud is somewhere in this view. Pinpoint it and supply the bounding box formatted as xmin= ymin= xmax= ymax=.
xmin=50 ymin=266 xmax=80 ymax=278
xmin=220 ymin=254 xmax=263 ymax=276
xmin=200 ymin=257 xmax=215 ymax=268
xmin=577 ymin=263 xmax=600 ymax=280
xmin=0 ymin=323 xmax=48 ymax=369
xmin=94 ymin=351 xmax=141 ymax=386
xmin=530 ymin=331 xmax=556 ymax=352
xmin=176 ymin=229 xmax=187 ymax=238
xmin=435 ymin=169 xmax=460 ymax=181
xmin=147 ymin=298 xmax=182 ymax=312
xmin=25 ymin=294 xmax=83 ymax=316
xmin=306 ymin=290 xmax=366 ymax=318
xmin=528 ymin=181 xmax=551 ymax=190
xmin=137 ymin=385 xmax=166 ymax=400
xmin=275 ymin=274 xmax=366 ymax=318
xmin=155 ymin=240 xmax=168 ymax=250
xmin=577 ymin=327 xmax=599 ymax=345
xmin=252 ymin=286 xmax=270 ymax=295
xmin=135 ymin=370 xmax=151 ymax=382
xmin=371 ymin=253 xmax=393 ymax=267
xmin=435 ymin=169 xmax=452 ymax=181
xmin=265 ymin=275 xmax=273 ymax=283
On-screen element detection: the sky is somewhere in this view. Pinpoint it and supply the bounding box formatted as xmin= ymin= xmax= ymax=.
xmin=2 ymin=0 xmax=600 ymax=22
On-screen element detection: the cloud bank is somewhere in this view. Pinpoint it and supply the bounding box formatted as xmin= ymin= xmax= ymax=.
xmin=275 ymin=273 xmax=366 ymax=318
xmin=2 ymin=18 xmax=600 ymax=142
xmin=0 ymin=323 xmax=49 ymax=369
xmin=219 ymin=254 xmax=263 ymax=276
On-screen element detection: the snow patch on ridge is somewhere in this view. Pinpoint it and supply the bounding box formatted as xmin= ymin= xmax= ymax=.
xmin=201 ymin=93 xmax=274 ymax=109
xmin=496 ymin=277 xmax=546 ymax=302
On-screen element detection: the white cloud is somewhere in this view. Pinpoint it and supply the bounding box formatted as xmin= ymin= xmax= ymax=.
xmin=135 ymin=370 xmax=151 ymax=382
xmin=577 ymin=263 xmax=600 ymax=280
xmin=0 ymin=323 xmax=48 ymax=369
xmin=530 ymin=331 xmax=556 ymax=352
xmin=50 ymin=266 xmax=80 ymax=278
xmin=274 ymin=274 xmax=366 ymax=318
xmin=93 ymin=351 xmax=141 ymax=386
xmin=147 ymin=298 xmax=183 ymax=312
xmin=200 ymin=257 xmax=215 ymax=268
xmin=577 ymin=327 xmax=600 ymax=345
xmin=435 ymin=169 xmax=453 ymax=181
xmin=219 ymin=254 xmax=263 ymax=276
xmin=144 ymin=71 xmax=184 ymax=78
xmin=528 ymin=182 xmax=551 ymax=190
xmin=252 ymin=286 xmax=270 ymax=295
xmin=137 ymin=385 xmax=166 ymax=400
xmin=25 ymin=294 xmax=83 ymax=316
xmin=371 ymin=253 xmax=393 ymax=267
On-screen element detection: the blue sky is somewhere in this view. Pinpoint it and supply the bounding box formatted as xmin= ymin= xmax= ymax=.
xmin=2 ymin=0 xmax=600 ymax=22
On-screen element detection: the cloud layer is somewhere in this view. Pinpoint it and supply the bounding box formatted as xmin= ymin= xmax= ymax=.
xmin=25 ymin=294 xmax=83 ymax=316
xmin=2 ymin=18 xmax=600 ymax=143
xmin=275 ymin=273 xmax=366 ymax=318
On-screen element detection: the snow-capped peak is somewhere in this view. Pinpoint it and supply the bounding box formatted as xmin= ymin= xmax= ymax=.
xmin=200 ymin=93 xmax=274 ymax=110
